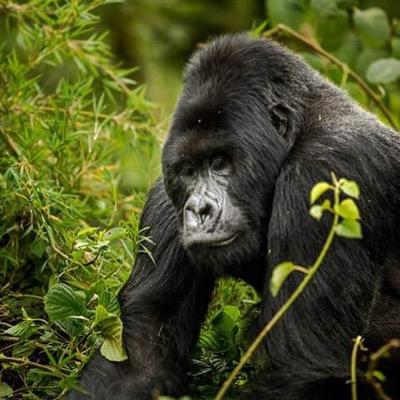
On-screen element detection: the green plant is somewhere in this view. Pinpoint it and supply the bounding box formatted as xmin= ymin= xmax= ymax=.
xmin=0 ymin=0 xmax=159 ymax=397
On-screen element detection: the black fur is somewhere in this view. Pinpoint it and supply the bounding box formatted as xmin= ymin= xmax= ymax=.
xmin=67 ymin=34 xmax=400 ymax=400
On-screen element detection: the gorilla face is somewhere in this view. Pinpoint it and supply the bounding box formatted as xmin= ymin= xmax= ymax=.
xmin=162 ymin=130 xmax=259 ymax=269
xmin=162 ymin=101 xmax=288 ymax=271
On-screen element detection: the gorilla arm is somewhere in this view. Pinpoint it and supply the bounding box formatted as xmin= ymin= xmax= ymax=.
xmin=66 ymin=180 xmax=215 ymax=400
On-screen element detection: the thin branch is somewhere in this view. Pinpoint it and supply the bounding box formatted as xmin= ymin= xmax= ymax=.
xmin=350 ymin=335 xmax=364 ymax=400
xmin=215 ymin=179 xmax=341 ymax=400
xmin=0 ymin=355 xmax=64 ymax=377
xmin=263 ymin=24 xmax=398 ymax=130
xmin=0 ymin=123 xmax=22 ymax=158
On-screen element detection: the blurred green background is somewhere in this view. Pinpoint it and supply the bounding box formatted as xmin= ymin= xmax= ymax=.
xmin=100 ymin=0 xmax=400 ymax=121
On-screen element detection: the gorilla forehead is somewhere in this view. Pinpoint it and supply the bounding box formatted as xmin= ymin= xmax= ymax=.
xmin=183 ymin=34 xmax=308 ymax=96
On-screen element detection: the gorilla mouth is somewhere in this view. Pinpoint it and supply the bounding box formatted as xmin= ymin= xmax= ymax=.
xmin=184 ymin=232 xmax=239 ymax=248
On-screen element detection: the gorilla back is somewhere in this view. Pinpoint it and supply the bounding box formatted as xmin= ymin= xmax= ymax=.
xmin=67 ymin=35 xmax=400 ymax=400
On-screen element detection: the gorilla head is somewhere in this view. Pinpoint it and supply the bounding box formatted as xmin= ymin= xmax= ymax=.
xmin=162 ymin=35 xmax=312 ymax=270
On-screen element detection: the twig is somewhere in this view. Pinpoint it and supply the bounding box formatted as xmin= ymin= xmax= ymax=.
xmin=0 ymin=124 xmax=22 ymax=158
xmin=365 ymin=339 xmax=400 ymax=400
xmin=350 ymin=335 xmax=364 ymax=400
xmin=0 ymin=355 xmax=64 ymax=377
xmin=215 ymin=178 xmax=341 ymax=400
xmin=263 ymin=24 xmax=398 ymax=130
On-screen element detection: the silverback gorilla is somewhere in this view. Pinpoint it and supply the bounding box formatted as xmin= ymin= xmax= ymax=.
xmin=67 ymin=35 xmax=400 ymax=399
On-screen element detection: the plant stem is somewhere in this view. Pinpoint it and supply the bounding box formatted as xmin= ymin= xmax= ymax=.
xmin=351 ymin=335 xmax=363 ymax=400
xmin=263 ymin=24 xmax=398 ymax=130
xmin=0 ymin=355 xmax=64 ymax=377
xmin=215 ymin=185 xmax=340 ymax=400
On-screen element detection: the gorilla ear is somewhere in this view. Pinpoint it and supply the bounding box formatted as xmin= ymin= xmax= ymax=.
xmin=269 ymin=103 xmax=293 ymax=140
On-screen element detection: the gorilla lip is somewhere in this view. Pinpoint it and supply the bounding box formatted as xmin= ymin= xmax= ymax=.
xmin=184 ymin=232 xmax=239 ymax=248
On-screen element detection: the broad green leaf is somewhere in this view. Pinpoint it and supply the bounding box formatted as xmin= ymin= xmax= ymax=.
xmin=45 ymin=283 xmax=86 ymax=322
xmin=310 ymin=182 xmax=331 ymax=204
xmin=267 ymin=0 xmax=308 ymax=29
xmin=355 ymin=47 xmax=388 ymax=76
xmin=336 ymin=199 xmax=360 ymax=220
xmin=310 ymin=205 xmax=323 ymax=220
xmin=5 ymin=321 xmax=35 ymax=339
xmin=366 ymin=58 xmax=400 ymax=84
xmin=94 ymin=305 xmax=110 ymax=325
xmin=340 ymin=179 xmax=360 ymax=199
xmin=354 ymin=8 xmax=391 ymax=48
xmin=270 ymin=261 xmax=296 ymax=297
xmin=99 ymin=316 xmax=127 ymax=362
xmin=0 ymin=382 xmax=13 ymax=398
xmin=335 ymin=219 xmax=362 ymax=239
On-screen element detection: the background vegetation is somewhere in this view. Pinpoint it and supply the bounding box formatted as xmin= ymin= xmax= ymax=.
xmin=0 ymin=0 xmax=399 ymax=399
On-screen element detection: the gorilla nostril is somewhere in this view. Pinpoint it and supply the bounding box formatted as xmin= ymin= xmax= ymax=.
xmin=198 ymin=203 xmax=212 ymax=223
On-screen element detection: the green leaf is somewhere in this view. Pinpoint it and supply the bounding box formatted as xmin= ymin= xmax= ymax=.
xmin=310 ymin=182 xmax=331 ymax=204
xmin=336 ymin=199 xmax=360 ymax=220
xmin=0 ymin=382 xmax=13 ymax=398
xmin=5 ymin=321 xmax=35 ymax=339
xmin=372 ymin=370 xmax=386 ymax=382
xmin=310 ymin=205 xmax=323 ymax=220
xmin=355 ymin=47 xmax=388 ymax=76
xmin=366 ymin=58 xmax=400 ymax=84
xmin=340 ymin=179 xmax=360 ymax=199
xmin=104 ymin=227 xmax=127 ymax=241
xmin=98 ymin=318 xmax=127 ymax=362
xmin=211 ymin=305 xmax=241 ymax=336
xmin=335 ymin=219 xmax=362 ymax=239
xmin=45 ymin=283 xmax=86 ymax=322
xmin=270 ymin=261 xmax=296 ymax=297
xmin=94 ymin=305 xmax=127 ymax=362
xmin=267 ymin=0 xmax=308 ymax=29
xmin=354 ymin=8 xmax=391 ymax=48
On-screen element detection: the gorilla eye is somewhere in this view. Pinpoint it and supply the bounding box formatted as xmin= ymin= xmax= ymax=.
xmin=210 ymin=156 xmax=228 ymax=172
xmin=180 ymin=164 xmax=196 ymax=178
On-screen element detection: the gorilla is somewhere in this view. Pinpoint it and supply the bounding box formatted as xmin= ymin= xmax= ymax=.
xmin=67 ymin=34 xmax=400 ymax=399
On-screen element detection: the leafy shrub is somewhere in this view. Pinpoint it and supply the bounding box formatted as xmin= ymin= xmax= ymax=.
xmin=0 ymin=0 xmax=159 ymax=397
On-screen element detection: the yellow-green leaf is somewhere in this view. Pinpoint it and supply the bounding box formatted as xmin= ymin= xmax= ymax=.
xmin=340 ymin=179 xmax=360 ymax=199
xmin=0 ymin=381 xmax=13 ymax=398
xmin=94 ymin=306 xmax=127 ymax=362
xmin=270 ymin=261 xmax=296 ymax=297
xmin=372 ymin=370 xmax=386 ymax=382
xmin=335 ymin=219 xmax=362 ymax=239
xmin=337 ymin=199 xmax=360 ymax=220
xmin=310 ymin=205 xmax=323 ymax=220
xmin=310 ymin=182 xmax=331 ymax=204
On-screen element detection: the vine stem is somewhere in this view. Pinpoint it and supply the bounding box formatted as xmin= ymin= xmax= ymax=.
xmin=350 ymin=335 xmax=363 ymax=400
xmin=215 ymin=183 xmax=340 ymax=400
xmin=263 ymin=24 xmax=398 ymax=130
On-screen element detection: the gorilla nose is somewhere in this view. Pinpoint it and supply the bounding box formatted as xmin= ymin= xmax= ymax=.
xmin=184 ymin=194 xmax=219 ymax=232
